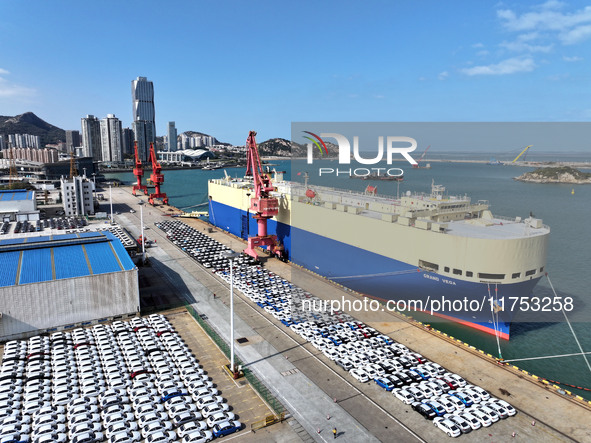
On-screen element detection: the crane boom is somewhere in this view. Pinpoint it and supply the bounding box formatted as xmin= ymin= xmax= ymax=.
xmin=512 ymin=145 xmax=532 ymax=163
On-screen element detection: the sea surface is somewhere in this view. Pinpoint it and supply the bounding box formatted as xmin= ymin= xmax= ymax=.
xmin=105 ymin=157 xmax=591 ymax=398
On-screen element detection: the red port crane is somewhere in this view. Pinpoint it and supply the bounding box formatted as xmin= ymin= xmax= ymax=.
xmin=148 ymin=142 xmax=168 ymax=205
xmin=244 ymin=131 xmax=284 ymax=260
xmin=412 ymin=145 xmax=430 ymax=168
xmin=132 ymin=141 xmax=148 ymax=196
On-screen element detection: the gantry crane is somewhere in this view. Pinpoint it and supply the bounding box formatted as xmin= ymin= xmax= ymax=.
xmin=244 ymin=131 xmax=284 ymax=260
xmin=148 ymin=142 xmax=168 ymax=205
xmin=132 ymin=141 xmax=148 ymax=196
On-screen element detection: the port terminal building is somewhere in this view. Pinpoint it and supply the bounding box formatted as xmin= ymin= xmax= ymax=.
xmin=0 ymin=231 xmax=139 ymax=341
xmin=0 ymin=189 xmax=40 ymax=222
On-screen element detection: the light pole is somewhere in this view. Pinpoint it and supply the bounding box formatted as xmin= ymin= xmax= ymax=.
xmin=138 ymin=201 xmax=145 ymax=264
xmin=222 ymin=251 xmax=241 ymax=377
xmin=91 ymin=173 xmax=97 ymax=213
xmin=109 ymin=184 xmax=113 ymax=223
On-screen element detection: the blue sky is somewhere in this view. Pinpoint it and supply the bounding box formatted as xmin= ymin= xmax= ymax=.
xmin=0 ymin=0 xmax=590 ymax=146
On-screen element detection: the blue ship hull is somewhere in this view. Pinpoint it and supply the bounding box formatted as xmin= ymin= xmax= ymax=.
xmin=209 ymin=199 xmax=540 ymax=339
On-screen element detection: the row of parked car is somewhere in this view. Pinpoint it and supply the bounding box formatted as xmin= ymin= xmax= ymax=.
xmin=0 ymin=314 xmax=241 ymax=443
xmin=0 ymin=221 xmax=10 ymax=235
xmin=158 ymin=220 xmax=517 ymax=439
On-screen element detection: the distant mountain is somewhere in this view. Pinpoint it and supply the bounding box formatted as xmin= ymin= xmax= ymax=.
xmin=257 ymin=138 xmax=338 ymax=158
xmin=0 ymin=112 xmax=65 ymax=145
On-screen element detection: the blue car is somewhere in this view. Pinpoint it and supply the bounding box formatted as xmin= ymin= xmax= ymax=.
xmin=450 ymin=391 xmax=474 ymax=407
xmin=409 ymin=368 xmax=430 ymax=380
xmin=212 ymin=420 xmax=241 ymax=438
xmin=161 ymin=392 xmax=190 ymax=403
xmin=374 ymin=377 xmax=395 ymax=391
xmin=423 ymin=400 xmax=446 ymax=417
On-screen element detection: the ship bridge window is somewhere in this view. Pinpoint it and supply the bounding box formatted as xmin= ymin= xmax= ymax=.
xmin=512 ymin=272 xmax=521 ymax=279
xmin=444 ymin=266 xmax=450 ymax=273
xmin=478 ymin=273 xmax=505 ymax=280
xmin=419 ymin=260 xmax=439 ymax=272
xmin=540 ymin=267 xmax=544 ymax=272
xmin=466 ymin=271 xmax=473 ymax=277
xmin=453 ymin=269 xmax=462 ymax=276
xmin=525 ymin=269 xmax=536 ymax=276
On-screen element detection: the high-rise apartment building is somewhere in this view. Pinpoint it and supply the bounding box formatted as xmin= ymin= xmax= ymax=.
xmin=167 ymin=122 xmax=177 ymax=151
xmin=122 ymin=127 xmax=134 ymax=156
xmin=100 ymin=114 xmax=123 ymax=163
xmin=131 ymin=76 xmax=156 ymax=161
xmin=81 ymin=115 xmax=102 ymax=160
xmin=65 ymin=130 xmax=81 ymax=153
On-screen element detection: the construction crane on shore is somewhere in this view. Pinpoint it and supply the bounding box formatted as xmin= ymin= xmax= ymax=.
xmin=512 ymin=145 xmax=532 ymax=163
xmin=244 ymin=130 xmax=285 ymax=260
xmin=8 ymin=145 xmax=17 ymax=189
xmin=69 ymin=151 xmax=77 ymax=179
xmin=132 ymin=141 xmax=148 ymax=196
xmin=148 ymin=142 xmax=168 ymax=205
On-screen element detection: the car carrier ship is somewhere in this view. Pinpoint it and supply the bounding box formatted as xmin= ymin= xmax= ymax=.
xmin=208 ymin=171 xmax=549 ymax=339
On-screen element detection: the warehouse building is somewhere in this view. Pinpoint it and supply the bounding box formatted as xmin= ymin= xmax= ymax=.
xmin=0 ymin=231 xmax=139 ymax=341
xmin=0 ymin=189 xmax=39 ymax=222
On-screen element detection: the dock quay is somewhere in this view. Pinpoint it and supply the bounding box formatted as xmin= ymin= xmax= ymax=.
xmin=111 ymin=185 xmax=590 ymax=443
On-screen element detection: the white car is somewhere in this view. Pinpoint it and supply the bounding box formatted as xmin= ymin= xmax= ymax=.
xmin=109 ymin=430 xmax=142 ymax=443
xmin=433 ymin=417 xmax=461 ymax=437
xmin=205 ymin=411 xmax=236 ymax=428
xmin=349 ymin=368 xmax=369 ymax=383
xmin=141 ymin=420 xmax=174 ymax=438
xmin=491 ymin=398 xmax=517 ymax=416
xmin=201 ymin=402 xmax=230 ymax=419
xmin=176 ymin=420 xmax=208 ymax=438
xmin=458 ymin=412 xmax=482 ymax=430
xmin=392 ymin=388 xmax=414 ymax=404
xmin=444 ymin=414 xmax=472 ymax=434
xmin=448 ymin=373 xmax=467 ymax=388
xmin=467 ymin=385 xmax=490 ymax=401
xmin=477 ymin=405 xmax=500 ymax=422
xmin=437 ymin=395 xmax=457 ymax=414
xmin=467 ymin=408 xmax=492 ymax=427
xmin=68 ymin=423 xmax=103 ymax=440
xmin=144 ymin=430 xmax=177 ymax=443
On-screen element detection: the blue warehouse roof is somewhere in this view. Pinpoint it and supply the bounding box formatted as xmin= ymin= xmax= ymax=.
xmin=0 ymin=189 xmax=34 ymax=201
xmin=0 ymin=232 xmax=135 ymax=287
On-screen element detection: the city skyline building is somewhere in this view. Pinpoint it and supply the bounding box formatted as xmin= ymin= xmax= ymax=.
xmin=131 ymin=76 xmax=156 ymax=161
xmin=122 ymin=127 xmax=134 ymax=157
xmin=81 ymin=115 xmax=102 ymax=160
xmin=167 ymin=122 xmax=177 ymax=151
xmin=100 ymin=114 xmax=123 ymax=163
xmin=65 ymin=130 xmax=80 ymax=153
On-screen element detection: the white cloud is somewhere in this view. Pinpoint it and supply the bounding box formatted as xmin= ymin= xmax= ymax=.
xmin=476 ymin=50 xmax=490 ymax=57
xmin=461 ymin=57 xmax=536 ymax=76
xmin=438 ymin=71 xmax=449 ymax=80
xmin=0 ymin=68 xmax=10 ymax=75
xmin=563 ymin=55 xmax=583 ymax=62
xmin=560 ymin=24 xmax=591 ymax=44
xmin=497 ymin=4 xmax=591 ymax=35
xmin=472 ymin=43 xmax=485 ymax=48
xmin=500 ymin=40 xmax=553 ymax=52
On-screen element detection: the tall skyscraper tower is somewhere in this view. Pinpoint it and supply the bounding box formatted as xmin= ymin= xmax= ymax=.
xmin=167 ymin=122 xmax=177 ymax=151
xmin=100 ymin=114 xmax=123 ymax=163
xmin=131 ymin=76 xmax=156 ymax=161
xmin=81 ymin=115 xmax=102 ymax=160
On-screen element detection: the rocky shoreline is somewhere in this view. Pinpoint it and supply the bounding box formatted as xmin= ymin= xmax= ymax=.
xmin=515 ymin=166 xmax=591 ymax=184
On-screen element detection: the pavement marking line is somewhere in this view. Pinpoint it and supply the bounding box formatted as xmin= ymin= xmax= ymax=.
xmin=206 ymin=254 xmax=427 ymax=443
